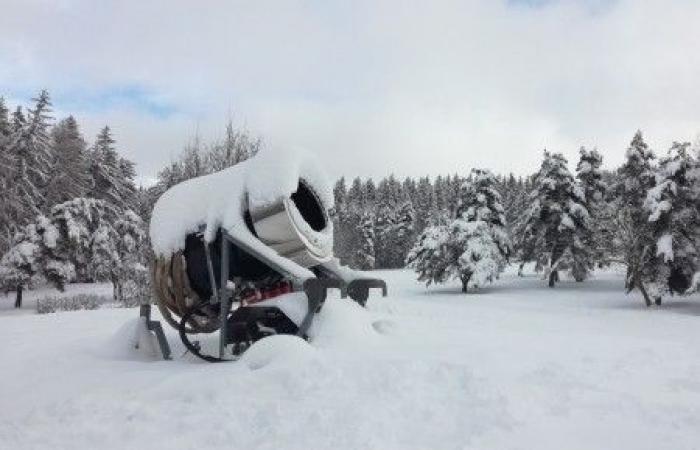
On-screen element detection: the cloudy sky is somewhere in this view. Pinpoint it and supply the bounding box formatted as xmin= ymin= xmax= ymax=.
xmin=1 ymin=0 xmax=699 ymax=184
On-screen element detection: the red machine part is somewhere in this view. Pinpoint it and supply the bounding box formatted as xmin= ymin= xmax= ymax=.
xmin=241 ymin=280 xmax=294 ymax=305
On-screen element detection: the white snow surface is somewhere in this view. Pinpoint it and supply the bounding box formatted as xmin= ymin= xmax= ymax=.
xmin=149 ymin=147 xmax=333 ymax=257
xmin=2 ymin=267 xmax=700 ymax=450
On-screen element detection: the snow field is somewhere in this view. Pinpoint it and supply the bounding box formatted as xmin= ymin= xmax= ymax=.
xmin=1 ymin=267 xmax=700 ymax=450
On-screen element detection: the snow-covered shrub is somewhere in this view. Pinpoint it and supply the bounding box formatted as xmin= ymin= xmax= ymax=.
xmin=36 ymin=293 xmax=109 ymax=314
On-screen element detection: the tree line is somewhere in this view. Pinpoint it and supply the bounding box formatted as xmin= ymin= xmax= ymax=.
xmin=335 ymin=133 xmax=700 ymax=305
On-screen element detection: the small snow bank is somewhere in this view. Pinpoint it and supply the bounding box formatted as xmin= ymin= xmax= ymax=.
xmin=310 ymin=296 xmax=386 ymax=350
xmin=149 ymin=147 xmax=332 ymax=257
xmin=241 ymin=334 xmax=317 ymax=370
xmin=103 ymin=317 xmax=162 ymax=361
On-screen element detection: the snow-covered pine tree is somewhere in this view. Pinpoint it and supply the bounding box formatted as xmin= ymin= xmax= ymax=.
xmin=414 ymin=176 xmax=435 ymax=231
xmin=110 ymin=210 xmax=147 ymax=304
xmin=0 ymin=198 xmax=149 ymax=305
xmin=0 ymin=220 xmax=46 ymax=307
xmin=45 ymin=116 xmax=90 ymax=206
xmin=573 ymin=147 xmax=606 ymax=280
xmin=374 ymin=177 xmax=397 ymax=268
xmin=331 ymin=176 xmax=351 ymax=264
xmin=89 ymin=126 xmax=136 ymax=210
xmin=393 ymin=199 xmax=416 ymax=265
xmin=355 ymin=211 xmax=376 ymax=270
xmin=517 ymin=151 xmax=590 ymax=287
xmin=449 ymin=219 xmax=504 ymax=292
xmin=6 ymin=90 xmax=54 ymax=220
xmin=0 ymin=98 xmax=12 ymax=254
xmin=333 ymin=177 xmax=364 ymax=267
xmin=640 ymin=142 xmax=700 ymax=305
xmin=450 ymin=169 xmax=511 ymax=291
xmin=433 ymin=175 xmax=448 ymax=220
xmin=613 ymin=131 xmax=657 ymax=303
xmin=405 ymin=224 xmax=452 ymax=286
xmin=456 ymin=169 xmax=512 ymax=258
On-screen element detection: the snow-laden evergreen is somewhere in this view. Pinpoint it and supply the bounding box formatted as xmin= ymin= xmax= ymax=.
xmin=517 ymin=151 xmax=591 ymax=287
xmin=45 ymin=116 xmax=91 ymax=206
xmin=407 ymin=169 xmax=510 ymax=292
xmin=639 ymin=142 xmax=700 ymax=303
xmin=611 ymin=132 xmax=659 ymax=305
xmin=0 ymin=198 xmax=146 ymax=305
xmin=89 ymin=126 xmax=136 ymax=211
xmin=574 ymin=147 xmax=607 ymax=279
xmin=355 ymin=211 xmax=376 ymax=270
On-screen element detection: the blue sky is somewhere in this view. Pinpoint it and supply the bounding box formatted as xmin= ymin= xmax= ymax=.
xmin=1 ymin=0 xmax=698 ymax=182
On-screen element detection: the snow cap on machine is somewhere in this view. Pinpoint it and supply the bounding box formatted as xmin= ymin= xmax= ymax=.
xmin=149 ymin=146 xmax=333 ymax=263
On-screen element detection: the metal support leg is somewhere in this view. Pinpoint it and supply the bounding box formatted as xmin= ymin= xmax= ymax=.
xmin=219 ymin=237 xmax=231 ymax=359
xmin=138 ymin=304 xmax=171 ymax=360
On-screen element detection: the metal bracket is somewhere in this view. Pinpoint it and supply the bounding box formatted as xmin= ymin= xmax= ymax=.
xmin=298 ymin=278 xmax=344 ymax=337
xmin=138 ymin=304 xmax=172 ymax=360
xmin=345 ymin=279 xmax=388 ymax=307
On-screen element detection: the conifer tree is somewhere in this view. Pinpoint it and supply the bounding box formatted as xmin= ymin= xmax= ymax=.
xmin=45 ymin=116 xmax=90 ymax=205
xmin=8 ymin=90 xmax=54 ymax=217
xmin=573 ymin=147 xmax=606 ymax=280
xmin=450 ymin=169 xmax=511 ymax=291
xmin=613 ymin=131 xmax=658 ymax=303
xmin=517 ymin=151 xmax=590 ymax=287
xmin=89 ymin=126 xmax=136 ymax=210
xmin=355 ymin=212 xmax=376 ymax=270
xmin=640 ymin=142 xmax=699 ymax=304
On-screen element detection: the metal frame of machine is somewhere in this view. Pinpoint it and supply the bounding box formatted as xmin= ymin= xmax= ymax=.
xmin=140 ymin=227 xmax=387 ymax=362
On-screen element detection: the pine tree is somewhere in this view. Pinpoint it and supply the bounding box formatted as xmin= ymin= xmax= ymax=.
xmin=406 ymin=224 xmax=452 ymax=286
xmin=0 ymin=98 xmax=12 ymax=254
xmin=45 ymin=116 xmax=90 ymax=205
xmin=450 ymin=169 xmax=511 ymax=291
xmin=89 ymin=126 xmax=136 ymax=210
xmin=517 ymin=151 xmax=590 ymax=287
xmin=640 ymin=142 xmax=700 ymax=304
xmin=613 ymin=131 xmax=658 ymax=304
xmin=449 ymin=219 xmax=504 ymax=292
xmin=573 ymin=147 xmax=606 ymax=280
xmin=7 ymin=90 xmax=54 ymax=219
xmin=456 ymin=169 xmax=511 ymax=259
xmin=1 ymin=198 xmax=148 ymax=305
xmin=355 ymin=212 xmax=376 ymax=270
xmin=414 ymin=176 xmax=435 ymax=231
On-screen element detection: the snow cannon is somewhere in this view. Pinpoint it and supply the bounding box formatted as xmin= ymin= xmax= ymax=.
xmin=146 ymin=150 xmax=388 ymax=362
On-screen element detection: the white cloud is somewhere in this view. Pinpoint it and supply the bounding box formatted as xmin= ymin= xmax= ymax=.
xmin=1 ymin=0 xmax=699 ymax=180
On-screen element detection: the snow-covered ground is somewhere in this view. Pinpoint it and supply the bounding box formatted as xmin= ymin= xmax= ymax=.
xmin=1 ymin=267 xmax=700 ymax=450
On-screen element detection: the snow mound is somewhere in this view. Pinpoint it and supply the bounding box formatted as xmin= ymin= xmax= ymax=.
xmin=102 ymin=317 xmax=162 ymax=361
xmin=310 ymin=297 xmax=385 ymax=349
xmin=241 ymin=334 xmax=316 ymax=370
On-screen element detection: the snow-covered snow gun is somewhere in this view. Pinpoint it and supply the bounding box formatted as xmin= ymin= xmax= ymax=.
xmin=145 ymin=150 xmax=387 ymax=362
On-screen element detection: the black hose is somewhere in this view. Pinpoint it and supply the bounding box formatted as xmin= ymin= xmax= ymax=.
xmin=178 ymin=304 xmax=229 ymax=363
